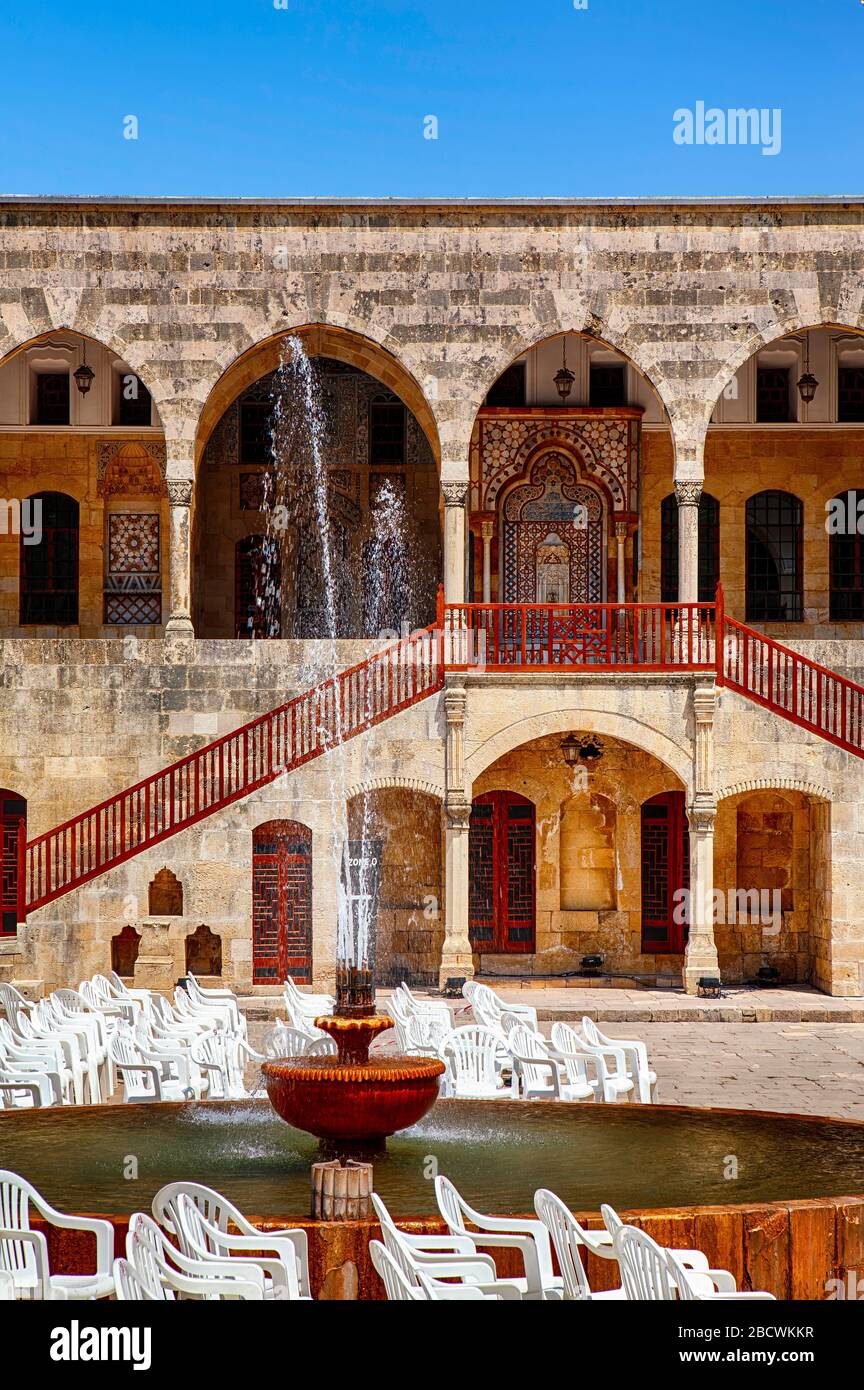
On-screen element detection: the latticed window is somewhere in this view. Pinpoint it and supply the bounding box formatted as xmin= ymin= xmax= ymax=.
xmin=369 ymin=395 xmax=405 ymax=465
xmin=485 ymin=363 xmax=526 ymax=407
xmin=746 ymin=490 xmax=803 ymax=622
xmin=589 ymin=365 xmax=625 ymax=407
xmin=20 ymin=492 xmax=79 ymax=625
xmin=660 ymin=493 xmax=720 ymax=603
xmin=35 ymin=372 xmax=70 ymax=425
xmin=116 ymin=375 xmax=152 ymax=427
xmin=756 ymin=367 xmax=792 ymax=423
xmin=839 ymin=368 xmax=864 ymax=423
xmin=830 ymin=489 xmax=864 ymax=621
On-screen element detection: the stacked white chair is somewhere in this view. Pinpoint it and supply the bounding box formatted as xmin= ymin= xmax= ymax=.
xmin=125 ymin=1211 xmax=267 ymax=1300
xmin=190 ymin=1029 xmax=264 ymax=1100
xmin=466 ymin=981 xmax=538 ymax=1034
xmin=508 ymin=1023 xmax=595 ymax=1102
xmin=283 ymin=976 xmax=334 ymax=1029
xmin=551 ymin=1020 xmax=634 ymax=1103
xmin=582 ymin=1016 xmax=657 ymax=1103
xmin=441 ymin=1024 xmax=511 ymax=1099
xmin=0 ymin=1170 xmax=114 ymax=1301
xmin=372 ymin=1192 xmax=522 ymax=1300
xmin=153 ymin=1180 xmax=311 ymax=1300
xmin=434 ymin=1176 xmax=564 ymax=1300
xmin=109 ymin=1025 xmax=197 ymax=1103
xmin=533 ymin=1188 xmax=624 ymax=1300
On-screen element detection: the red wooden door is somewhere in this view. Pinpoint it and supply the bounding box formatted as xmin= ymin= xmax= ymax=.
xmin=252 ymin=821 xmax=312 ymax=983
xmin=469 ymin=791 xmax=536 ymax=954
xmin=640 ymin=791 xmax=690 ymax=953
xmin=1 ymin=791 xmax=26 ymax=936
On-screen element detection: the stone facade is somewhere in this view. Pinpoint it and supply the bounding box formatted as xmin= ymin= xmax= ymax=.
xmin=1 ymin=197 xmax=864 ymax=997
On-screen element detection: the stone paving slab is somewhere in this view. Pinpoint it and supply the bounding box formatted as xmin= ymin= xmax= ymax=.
xmin=239 ymin=982 xmax=864 ymax=1024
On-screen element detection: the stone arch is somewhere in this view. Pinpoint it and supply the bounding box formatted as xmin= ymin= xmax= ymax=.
xmin=716 ymin=776 xmax=831 ymax=804
xmin=193 ymin=324 xmax=441 ymax=475
xmin=468 ymin=323 xmax=675 ymax=454
xmin=467 ymin=708 xmax=692 ymax=790
xmin=706 ymin=321 xmax=864 ymax=436
xmin=0 ymin=327 xmax=165 ymax=423
xmin=344 ymin=776 xmax=445 ymax=802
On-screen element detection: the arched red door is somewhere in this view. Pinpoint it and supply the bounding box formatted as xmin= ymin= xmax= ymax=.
xmin=252 ymin=821 xmax=312 ymax=983
xmin=469 ymin=791 xmax=535 ymax=954
xmin=1 ymin=790 xmax=26 ymax=937
xmin=640 ymin=791 xmax=690 ymax=953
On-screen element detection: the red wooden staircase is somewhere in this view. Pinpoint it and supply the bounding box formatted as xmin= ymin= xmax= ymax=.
xmin=24 ymin=625 xmax=443 ymax=914
xmin=20 ymin=590 xmax=864 ymax=918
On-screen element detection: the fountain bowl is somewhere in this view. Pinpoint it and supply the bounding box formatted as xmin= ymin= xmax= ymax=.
xmin=261 ymin=1013 xmax=445 ymax=1149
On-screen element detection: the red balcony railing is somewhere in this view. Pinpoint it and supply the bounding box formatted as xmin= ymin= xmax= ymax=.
xmin=443 ymin=602 xmax=716 ymax=671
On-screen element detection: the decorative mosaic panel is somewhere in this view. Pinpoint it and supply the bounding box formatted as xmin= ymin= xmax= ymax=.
xmin=476 ymin=413 xmax=639 ymax=515
xmin=104 ymin=513 xmax=161 ymax=625
xmin=502 ymin=455 xmax=604 ymax=604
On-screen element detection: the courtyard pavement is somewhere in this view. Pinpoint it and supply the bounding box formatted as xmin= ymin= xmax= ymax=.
xmin=245 ymin=985 xmax=864 ymax=1124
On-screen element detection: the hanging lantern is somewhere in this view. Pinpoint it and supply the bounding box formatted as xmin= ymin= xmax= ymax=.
xmin=74 ymin=342 xmax=95 ymax=396
xmin=796 ymin=334 xmax=818 ymax=405
xmin=554 ymin=336 xmax=575 ymax=401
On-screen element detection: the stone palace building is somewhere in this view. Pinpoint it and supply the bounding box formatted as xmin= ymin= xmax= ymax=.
xmin=1 ymin=195 xmax=864 ymax=998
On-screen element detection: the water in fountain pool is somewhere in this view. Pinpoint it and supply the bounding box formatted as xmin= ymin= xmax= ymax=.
xmin=4 ymin=1100 xmax=864 ymax=1219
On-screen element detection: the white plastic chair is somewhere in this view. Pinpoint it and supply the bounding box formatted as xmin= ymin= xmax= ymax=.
xmin=614 ymin=1221 xmax=678 ymax=1300
xmin=601 ymin=1203 xmax=740 ymax=1288
xmin=127 ymin=1212 xmax=267 ymax=1300
xmin=670 ymin=1250 xmax=777 ymax=1301
xmin=533 ymin=1188 xmax=625 ymax=1300
xmin=109 ymin=1027 xmax=195 ymax=1102
xmin=509 ymin=1024 xmax=595 ymax=1102
xmin=152 ymin=1180 xmax=310 ymax=1299
xmin=372 ymin=1192 xmax=522 ymax=1299
xmin=190 ymin=1030 xmax=263 ymax=1100
xmin=434 ymin=1175 xmax=560 ymax=1300
xmin=470 ymin=982 xmax=538 ymax=1033
xmin=369 ymin=1238 xmax=517 ymax=1302
xmin=582 ymin=1016 xmax=657 ymax=1103
xmin=283 ymin=977 xmax=334 ymax=1020
xmin=551 ymin=1020 xmax=633 ymax=1103
xmin=0 ymin=1170 xmax=114 ymax=1300
xmin=441 ymin=1024 xmax=510 ymax=1099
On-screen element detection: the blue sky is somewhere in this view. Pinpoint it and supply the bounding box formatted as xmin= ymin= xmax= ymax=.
xmin=0 ymin=0 xmax=860 ymax=197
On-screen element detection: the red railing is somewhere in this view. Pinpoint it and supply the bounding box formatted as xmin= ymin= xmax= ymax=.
xmin=443 ymin=602 xmax=716 ymax=671
xmin=25 ymin=625 xmax=443 ymax=912
xmin=719 ymin=612 xmax=864 ymax=757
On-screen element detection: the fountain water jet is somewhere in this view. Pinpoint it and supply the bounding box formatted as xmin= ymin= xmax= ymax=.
xmin=258 ymin=339 xmax=445 ymax=1153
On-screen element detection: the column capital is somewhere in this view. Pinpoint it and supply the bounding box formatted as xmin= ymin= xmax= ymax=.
xmin=442 ymin=481 xmax=469 ymax=508
xmin=167 ymin=479 xmax=193 ymax=507
xmin=675 ymin=480 xmax=703 ymax=507
xmin=692 ymin=683 xmax=718 ymax=724
xmin=687 ymin=800 xmax=717 ymax=835
xmin=444 ymin=684 xmax=467 ymax=722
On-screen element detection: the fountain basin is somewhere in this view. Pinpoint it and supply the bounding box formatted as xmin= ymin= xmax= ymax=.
xmin=5 ymin=1099 xmax=864 ymax=1298
xmin=262 ymin=1054 xmax=445 ymax=1146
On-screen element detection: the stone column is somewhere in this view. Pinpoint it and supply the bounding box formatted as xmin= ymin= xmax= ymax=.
xmin=442 ymin=482 xmax=468 ymax=605
xmin=439 ymin=684 xmax=474 ymax=988
xmin=676 ymin=480 xmax=702 ymax=605
xmin=683 ymin=805 xmax=720 ymax=995
xmin=166 ymin=479 xmax=194 ymax=635
xmin=683 ymin=683 xmax=720 ymax=994
xmin=615 ymin=522 xmax=628 ymax=603
xmin=481 ymin=517 xmax=494 ymax=604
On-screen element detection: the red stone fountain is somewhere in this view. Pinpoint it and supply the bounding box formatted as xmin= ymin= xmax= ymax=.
xmin=262 ymin=964 xmax=445 ymax=1154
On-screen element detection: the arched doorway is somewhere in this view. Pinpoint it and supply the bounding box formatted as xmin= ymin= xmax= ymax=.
xmin=252 ymin=821 xmax=312 ymax=983
xmin=469 ymin=791 xmax=536 ymax=954
xmin=1 ymin=790 xmax=26 ymax=936
xmin=640 ymin=791 xmax=690 ymax=954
